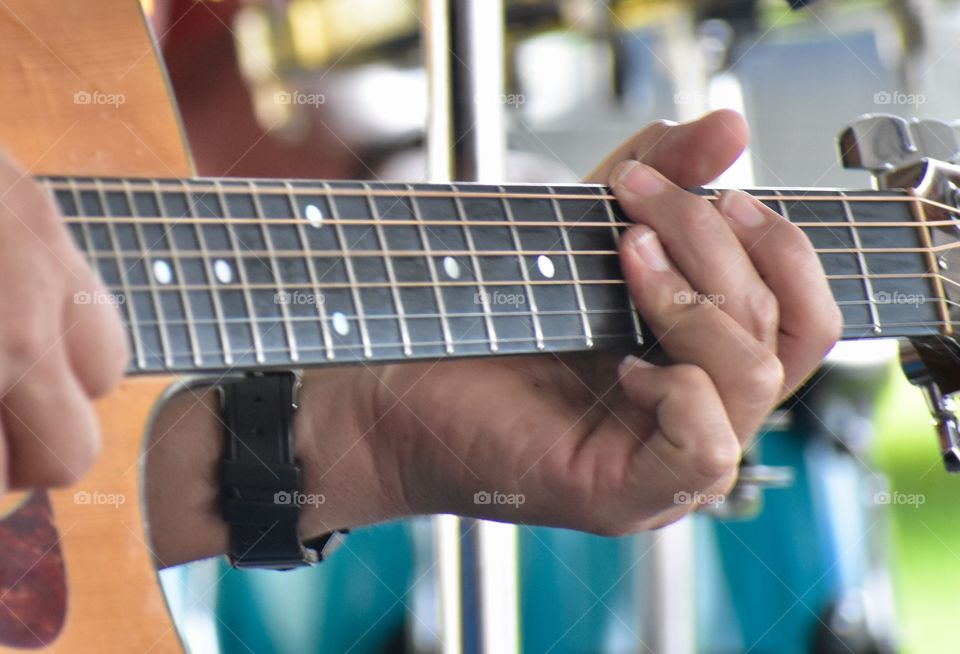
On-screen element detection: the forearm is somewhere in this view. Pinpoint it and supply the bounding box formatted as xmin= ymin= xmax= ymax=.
xmin=144 ymin=368 xmax=401 ymax=568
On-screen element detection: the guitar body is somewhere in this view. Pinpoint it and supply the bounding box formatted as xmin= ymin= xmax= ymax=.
xmin=0 ymin=0 xmax=188 ymax=650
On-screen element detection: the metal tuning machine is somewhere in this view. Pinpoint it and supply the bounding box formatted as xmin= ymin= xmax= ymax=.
xmin=840 ymin=113 xmax=960 ymax=473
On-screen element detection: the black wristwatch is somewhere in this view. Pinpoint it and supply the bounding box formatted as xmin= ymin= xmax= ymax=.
xmin=218 ymin=371 xmax=346 ymax=570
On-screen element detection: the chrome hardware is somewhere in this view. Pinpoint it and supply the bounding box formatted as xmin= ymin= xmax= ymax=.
xmin=839 ymin=114 xmax=960 ymax=474
xmin=899 ymin=341 xmax=960 ymax=472
xmin=839 ymin=113 xmax=960 ymax=182
xmin=704 ymin=410 xmax=795 ymax=519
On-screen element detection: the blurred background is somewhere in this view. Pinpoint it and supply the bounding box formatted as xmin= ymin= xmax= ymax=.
xmin=149 ymin=0 xmax=960 ymax=651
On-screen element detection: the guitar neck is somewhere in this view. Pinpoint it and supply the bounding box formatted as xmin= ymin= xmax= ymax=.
xmin=40 ymin=176 xmax=947 ymax=374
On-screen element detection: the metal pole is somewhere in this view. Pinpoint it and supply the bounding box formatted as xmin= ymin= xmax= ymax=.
xmin=423 ymin=1 xmax=518 ymax=653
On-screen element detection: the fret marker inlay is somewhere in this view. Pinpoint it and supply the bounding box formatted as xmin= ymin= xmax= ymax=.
xmin=536 ymin=255 xmax=555 ymax=279
xmin=331 ymin=311 xmax=350 ymax=336
xmin=305 ymin=203 xmax=324 ymax=228
xmin=152 ymin=260 xmax=173 ymax=285
xmin=213 ymin=259 xmax=233 ymax=284
xmin=443 ymin=256 xmax=461 ymax=279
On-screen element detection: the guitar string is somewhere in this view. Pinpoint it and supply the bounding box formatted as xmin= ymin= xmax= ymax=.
xmin=123 ymin=318 xmax=954 ymax=365
xmin=84 ymin=275 xmax=959 ymax=292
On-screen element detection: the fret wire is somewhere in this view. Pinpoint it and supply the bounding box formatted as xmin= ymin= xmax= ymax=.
xmin=839 ymin=191 xmax=881 ymax=335
xmin=285 ymin=181 xmax=335 ymax=360
xmin=499 ymin=185 xmax=545 ymax=351
xmin=452 ymin=185 xmax=499 ymax=352
xmin=188 ymin=187 xmax=234 ymax=366
xmin=95 ymin=178 xmax=147 ymax=369
xmin=324 ymin=181 xmax=373 ymax=358
xmin=405 ymin=182 xmax=455 ymax=355
xmin=249 ymin=180 xmax=300 ymax=363
xmin=363 ymin=182 xmax=413 ymax=357
xmin=909 ymin=189 xmax=953 ymax=336
xmin=548 ymin=185 xmax=593 ymax=348
xmin=602 ymin=193 xmax=643 ymax=345
xmin=121 ymin=179 xmax=174 ymax=369
xmin=216 ymin=179 xmax=266 ymax=364
xmin=156 ymin=180 xmax=203 ymax=368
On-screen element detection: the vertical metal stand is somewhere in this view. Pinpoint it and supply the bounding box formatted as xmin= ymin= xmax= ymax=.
xmin=423 ymin=2 xmax=519 ymax=653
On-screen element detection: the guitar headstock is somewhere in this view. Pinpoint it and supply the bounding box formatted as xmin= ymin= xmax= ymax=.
xmin=840 ymin=113 xmax=960 ymax=472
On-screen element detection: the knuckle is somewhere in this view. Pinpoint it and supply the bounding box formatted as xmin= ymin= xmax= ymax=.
xmin=740 ymin=353 xmax=785 ymax=407
xmin=745 ymin=289 xmax=779 ymax=340
xmin=664 ymin=363 xmax=713 ymax=393
xmin=691 ymin=429 xmax=741 ymax=479
xmin=674 ymin=195 xmax=715 ymax=231
xmin=5 ymin=322 xmax=50 ymax=367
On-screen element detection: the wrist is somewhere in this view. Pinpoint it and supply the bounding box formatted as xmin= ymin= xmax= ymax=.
xmin=144 ymin=367 xmax=407 ymax=568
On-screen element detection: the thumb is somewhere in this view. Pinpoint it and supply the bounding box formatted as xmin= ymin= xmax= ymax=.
xmin=585 ymin=109 xmax=748 ymax=187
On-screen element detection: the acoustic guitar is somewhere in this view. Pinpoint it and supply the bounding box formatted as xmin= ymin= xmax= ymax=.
xmin=1 ymin=0 xmax=959 ymax=652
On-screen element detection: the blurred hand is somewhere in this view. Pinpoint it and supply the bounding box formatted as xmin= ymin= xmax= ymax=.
xmin=0 ymin=153 xmax=128 ymax=493
xmin=319 ymin=109 xmax=842 ymax=535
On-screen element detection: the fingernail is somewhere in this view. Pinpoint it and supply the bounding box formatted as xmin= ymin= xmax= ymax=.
xmin=611 ymin=160 xmax=661 ymax=196
xmin=721 ymin=190 xmax=765 ymax=228
xmin=618 ymin=354 xmax=653 ymax=377
xmin=628 ymin=227 xmax=670 ymax=272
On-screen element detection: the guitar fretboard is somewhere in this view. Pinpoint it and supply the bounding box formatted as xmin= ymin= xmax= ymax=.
xmin=41 ymin=177 xmax=946 ymax=374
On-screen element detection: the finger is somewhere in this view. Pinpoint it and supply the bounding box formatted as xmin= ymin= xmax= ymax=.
xmin=613 ymin=356 xmax=739 ymax=527
xmin=64 ymin=270 xmax=130 ymax=398
xmin=3 ymin=345 xmax=100 ymax=488
xmin=716 ymin=190 xmax=842 ymax=393
xmin=619 ymin=225 xmax=784 ymax=440
xmin=611 ymin=160 xmax=779 ymax=346
xmin=586 ymin=109 xmax=748 ymax=186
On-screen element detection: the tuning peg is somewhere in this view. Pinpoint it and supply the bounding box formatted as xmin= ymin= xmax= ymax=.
xmin=838 ymin=113 xmax=960 ymax=175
